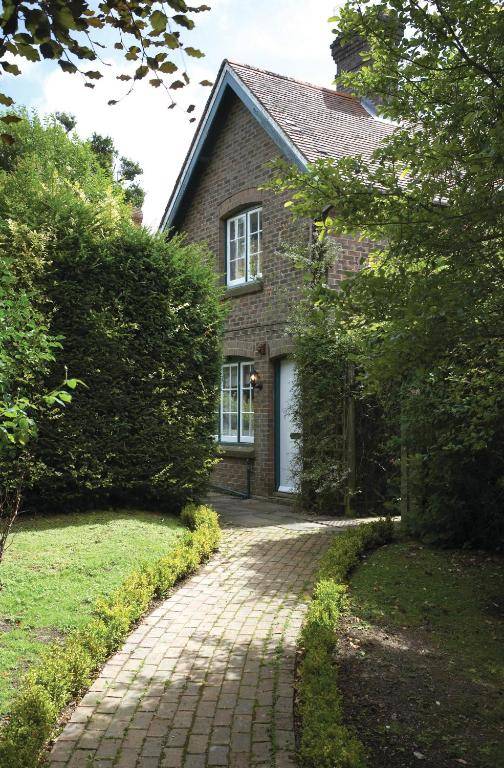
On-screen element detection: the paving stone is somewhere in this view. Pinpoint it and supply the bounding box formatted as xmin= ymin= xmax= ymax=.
xmin=208 ymin=745 xmax=229 ymax=766
xmin=187 ymin=733 xmax=209 ymax=753
xmin=185 ymin=755 xmax=206 ymax=768
xmin=161 ymin=747 xmax=184 ymax=767
xmin=47 ymin=495 xmax=340 ymax=767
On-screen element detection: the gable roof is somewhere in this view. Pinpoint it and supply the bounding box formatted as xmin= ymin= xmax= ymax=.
xmin=160 ymin=60 xmax=395 ymax=231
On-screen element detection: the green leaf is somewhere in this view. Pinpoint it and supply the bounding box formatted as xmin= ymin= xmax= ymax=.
xmin=199 ymin=79 xmax=213 ymax=87
xmin=134 ymin=65 xmax=149 ymax=80
xmin=58 ymin=60 xmax=78 ymax=73
xmin=125 ymin=46 xmax=141 ymax=61
xmin=0 ymin=93 xmax=14 ymax=107
xmin=150 ymin=9 xmax=167 ymax=34
xmin=159 ymin=60 xmax=177 ymax=74
xmin=170 ymin=79 xmax=185 ymax=90
xmin=173 ymin=14 xmax=195 ymax=30
xmin=1 ymin=61 xmax=21 ymax=76
xmin=185 ymin=46 xmax=204 ymax=58
xmin=40 ymin=41 xmax=61 ymax=59
xmin=84 ymin=70 xmax=103 ymax=79
xmin=164 ymin=33 xmax=180 ymax=49
xmin=167 ymin=0 xmax=188 ymax=11
xmin=17 ymin=44 xmax=40 ymax=62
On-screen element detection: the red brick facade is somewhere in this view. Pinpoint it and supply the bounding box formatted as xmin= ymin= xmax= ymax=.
xmin=175 ymin=91 xmax=370 ymax=498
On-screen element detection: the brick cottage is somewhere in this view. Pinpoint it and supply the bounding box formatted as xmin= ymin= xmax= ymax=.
xmin=160 ymin=38 xmax=394 ymax=500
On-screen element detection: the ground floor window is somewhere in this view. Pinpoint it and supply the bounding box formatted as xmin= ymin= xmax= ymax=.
xmin=219 ymin=361 xmax=254 ymax=443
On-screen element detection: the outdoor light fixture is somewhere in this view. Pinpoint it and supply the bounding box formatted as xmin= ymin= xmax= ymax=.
xmin=249 ymin=368 xmax=262 ymax=391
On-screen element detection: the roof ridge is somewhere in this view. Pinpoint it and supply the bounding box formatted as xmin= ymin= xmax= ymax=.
xmin=226 ymin=59 xmax=359 ymax=103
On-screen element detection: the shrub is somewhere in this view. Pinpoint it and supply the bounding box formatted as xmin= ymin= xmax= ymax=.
xmin=284 ymin=239 xmax=392 ymax=518
xmin=0 ymin=503 xmax=221 ymax=768
xmin=31 ymin=222 xmax=223 ymax=513
xmin=298 ymin=519 xmax=393 ymax=768
xmin=0 ymin=113 xmax=224 ymax=514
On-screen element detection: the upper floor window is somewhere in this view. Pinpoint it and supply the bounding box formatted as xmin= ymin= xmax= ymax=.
xmin=226 ymin=207 xmax=262 ymax=286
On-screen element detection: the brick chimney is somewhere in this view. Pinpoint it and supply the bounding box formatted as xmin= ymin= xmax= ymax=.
xmin=330 ymin=32 xmax=369 ymax=92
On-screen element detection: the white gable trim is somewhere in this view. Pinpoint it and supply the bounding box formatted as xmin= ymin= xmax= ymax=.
xmin=159 ymin=62 xmax=307 ymax=232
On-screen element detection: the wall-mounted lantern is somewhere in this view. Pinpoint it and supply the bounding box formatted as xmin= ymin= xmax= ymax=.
xmin=249 ymin=368 xmax=263 ymax=391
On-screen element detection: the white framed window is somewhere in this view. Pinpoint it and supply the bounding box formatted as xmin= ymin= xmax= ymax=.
xmin=226 ymin=207 xmax=262 ymax=286
xmin=219 ymin=361 xmax=254 ymax=443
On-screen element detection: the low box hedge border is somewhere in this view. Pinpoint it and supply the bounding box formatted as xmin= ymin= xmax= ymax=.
xmin=298 ymin=518 xmax=394 ymax=768
xmin=0 ymin=503 xmax=221 ymax=768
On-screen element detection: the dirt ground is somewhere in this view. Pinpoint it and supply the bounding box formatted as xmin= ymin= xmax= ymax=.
xmin=335 ymin=595 xmax=504 ymax=768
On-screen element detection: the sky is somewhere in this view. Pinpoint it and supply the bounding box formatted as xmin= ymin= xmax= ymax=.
xmin=2 ymin=0 xmax=343 ymax=229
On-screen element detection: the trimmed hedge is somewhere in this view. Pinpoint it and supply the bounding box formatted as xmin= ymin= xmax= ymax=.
xmin=298 ymin=519 xmax=394 ymax=768
xmin=1 ymin=114 xmax=224 ymax=515
xmin=0 ymin=504 xmax=221 ymax=768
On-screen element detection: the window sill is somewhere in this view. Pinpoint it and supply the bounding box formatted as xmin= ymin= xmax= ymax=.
xmin=217 ymin=444 xmax=255 ymax=459
xmin=223 ymin=280 xmax=263 ymax=300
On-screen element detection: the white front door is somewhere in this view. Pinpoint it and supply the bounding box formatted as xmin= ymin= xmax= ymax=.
xmin=278 ymin=359 xmax=298 ymax=493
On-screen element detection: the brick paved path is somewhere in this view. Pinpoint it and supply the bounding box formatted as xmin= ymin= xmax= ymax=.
xmin=49 ymin=496 xmax=337 ymax=768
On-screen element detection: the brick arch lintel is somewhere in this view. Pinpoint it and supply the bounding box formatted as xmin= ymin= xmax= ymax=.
xmin=268 ymin=338 xmax=295 ymax=360
xmin=218 ymin=189 xmax=263 ymax=219
xmin=222 ymin=341 xmax=256 ymax=360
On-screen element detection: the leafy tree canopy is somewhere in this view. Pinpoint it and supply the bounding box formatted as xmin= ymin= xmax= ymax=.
xmin=269 ymin=0 xmax=504 ymax=546
xmin=0 ymin=0 xmax=212 ymax=141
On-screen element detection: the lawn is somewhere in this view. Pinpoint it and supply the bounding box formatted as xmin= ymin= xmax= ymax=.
xmin=337 ymin=541 xmax=504 ymax=768
xmin=0 ymin=509 xmax=184 ymax=715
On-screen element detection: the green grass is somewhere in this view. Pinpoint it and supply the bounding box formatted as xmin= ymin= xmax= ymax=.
xmin=0 ymin=509 xmax=184 ymax=714
xmin=350 ymin=542 xmax=504 ymax=685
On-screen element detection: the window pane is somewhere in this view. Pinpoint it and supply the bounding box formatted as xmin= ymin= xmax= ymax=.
xmin=222 ymin=391 xmax=230 ymax=412
xmin=245 ymin=414 xmax=254 ymax=438
xmin=239 ymin=362 xmax=254 ymax=442
xmin=249 ymin=211 xmax=259 ymax=233
xmin=229 ymin=219 xmax=236 ymax=240
xmin=235 ymin=257 xmax=245 ymax=281
xmin=222 ymin=366 xmax=230 ymax=388
xmin=222 ymin=413 xmax=230 ymax=435
xmin=241 ymin=389 xmax=251 ymax=410
xmin=229 ymin=240 xmax=236 ymax=260
xmin=249 ymin=249 xmax=260 ymax=278
xmin=230 ymin=413 xmax=238 ymax=434
xmin=249 ymin=232 xmax=259 ymax=254
xmin=241 ymin=363 xmax=251 ymax=387
xmin=237 ymin=215 xmax=246 ymax=238
xmin=229 ymin=260 xmax=236 ymax=282
xmin=230 ymin=365 xmax=238 ymax=388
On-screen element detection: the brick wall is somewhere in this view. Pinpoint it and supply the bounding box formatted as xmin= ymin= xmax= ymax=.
xmin=175 ymin=92 xmax=368 ymax=498
xmin=177 ymin=93 xmax=309 ymax=497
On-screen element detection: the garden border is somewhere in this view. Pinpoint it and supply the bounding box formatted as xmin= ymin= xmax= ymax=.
xmin=297 ymin=518 xmax=394 ymax=768
xmin=0 ymin=504 xmax=221 ymax=768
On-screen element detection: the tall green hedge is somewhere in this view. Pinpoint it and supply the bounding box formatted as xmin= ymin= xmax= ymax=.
xmin=32 ymin=227 xmax=223 ymax=511
xmin=0 ymin=113 xmax=224 ymax=512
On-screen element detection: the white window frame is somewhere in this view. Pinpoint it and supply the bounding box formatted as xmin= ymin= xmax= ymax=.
xmin=226 ymin=207 xmax=262 ymax=287
xmin=219 ymin=361 xmax=255 ymax=444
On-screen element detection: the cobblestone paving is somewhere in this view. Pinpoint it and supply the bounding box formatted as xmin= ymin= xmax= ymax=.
xmin=49 ymin=495 xmax=339 ymax=768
